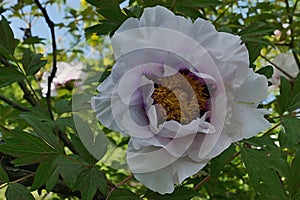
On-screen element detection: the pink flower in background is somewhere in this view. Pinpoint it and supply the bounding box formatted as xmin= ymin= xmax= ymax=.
xmin=269 ymin=52 xmax=299 ymax=90
xmin=92 ymin=6 xmax=271 ymax=194
xmin=41 ymin=62 xmax=86 ymax=96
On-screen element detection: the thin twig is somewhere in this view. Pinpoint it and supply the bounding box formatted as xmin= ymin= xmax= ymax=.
xmin=285 ymin=0 xmax=300 ymax=71
xmin=0 ymin=173 xmax=35 ymax=190
xmin=170 ymin=0 xmax=176 ymax=11
xmin=194 ymin=175 xmax=211 ymax=190
xmin=33 ymin=0 xmax=57 ymax=120
xmin=0 ymin=94 xmax=29 ymax=111
xmin=260 ymin=54 xmax=294 ymax=80
xmin=106 ymin=175 xmax=133 ymax=200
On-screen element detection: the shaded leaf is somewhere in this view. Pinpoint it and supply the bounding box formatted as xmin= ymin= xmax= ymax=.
xmin=31 ymin=155 xmax=61 ymax=190
xmin=0 ymin=130 xmax=58 ymax=166
xmin=74 ymin=167 xmax=107 ymax=200
xmin=281 ymin=117 xmax=300 ymax=146
xmin=144 ymin=187 xmax=199 ymax=200
xmin=256 ymin=65 xmax=274 ymax=79
xmin=0 ymin=16 xmax=15 ymax=55
xmin=0 ymin=66 xmax=25 ymax=87
xmin=6 ymin=183 xmax=34 ymax=200
xmin=108 ymin=188 xmax=140 ymax=200
xmin=288 ymin=151 xmax=300 ymax=199
xmin=210 ymin=144 xmax=236 ymax=180
xmin=241 ymin=147 xmax=288 ymax=199
xmin=0 ymin=165 xmax=9 ymax=184
xmin=20 ymin=109 xmax=63 ymax=152
xmin=22 ymin=49 xmax=47 ymax=75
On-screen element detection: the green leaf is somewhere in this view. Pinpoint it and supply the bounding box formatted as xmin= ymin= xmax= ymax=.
xmin=69 ymin=133 xmax=98 ymax=164
xmin=0 ymin=16 xmax=15 ymax=55
xmin=57 ymin=155 xmax=87 ymax=189
xmin=144 ymin=187 xmax=199 ymax=200
xmin=0 ymin=130 xmax=58 ymax=166
xmin=108 ymin=188 xmax=140 ymax=200
xmin=73 ymin=115 xmax=107 ymax=160
xmin=54 ymin=99 xmax=72 ymax=115
xmin=210 ymin=144 xmax=236 ymax=180
xmin=20 ymin=109 xmax=63 ymax=152
xmin=279 ymin=76 xmax=292 ymax=114
xmin=5 ymin=183 xmax=35 ymax=200
xmin=0 ymin=165 xmax=9 ymax=184
xmin=241 ymin=147 xmax=288 ymax=199
xmin=74 ymin=167 xmax=107 ymax=200
xmin=256 ymin=65 xmax=274 ymax=79
xmin=175 ymin=0 xmax=221 ymax=8
xmin=288 ymin=151 xmax=300 ymax=199
xmin=85 ymin=22 xmax=119 ymax=36
xmin=0 ymin=66 xmax=25 ymax=87
xmin=279 ymin=74 xmax=300 ymax=113
xmin=31 ymin=155 xmax=61 ymax=190
xmin=281 ymin=117 xmax=300 ymax=146
xmin=45 ymin=168 xmax=59 ymax=192
xmin=22 ymin=49 xmax=47 ymax=75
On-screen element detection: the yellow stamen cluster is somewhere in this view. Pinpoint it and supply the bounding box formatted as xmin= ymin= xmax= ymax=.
xmin=151 ymin=70 xmax=209 ymax=125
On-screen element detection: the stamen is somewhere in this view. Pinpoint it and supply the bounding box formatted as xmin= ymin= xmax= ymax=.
xmin=151 ymin=69 xmax=210 ymax=125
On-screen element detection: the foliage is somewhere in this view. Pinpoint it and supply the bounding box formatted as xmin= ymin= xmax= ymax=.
xmin=0 ymin=0 xmax=299 ymax=199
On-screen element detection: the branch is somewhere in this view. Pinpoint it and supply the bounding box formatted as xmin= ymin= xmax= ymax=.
xmin=106 ymin=175 xmax=133 ymax=200
xmin=260 ymin=54 xmax=294 ymax=80
xmin=0 ymin=94 xmax=29 ymax=111
xmin=33 ymin=0 xmax=57 ymax=120
xmin=285 ymin=0 xmax=300 ymax=71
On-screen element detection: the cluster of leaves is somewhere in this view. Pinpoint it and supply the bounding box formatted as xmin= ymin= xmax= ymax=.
xmin=0 ymin=0 xmax=299 ymax=199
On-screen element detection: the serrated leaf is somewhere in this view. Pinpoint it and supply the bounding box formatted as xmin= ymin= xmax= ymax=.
xmin=0 ymin=66 xmax=25 ymax=87
xmin=241 ymin=147 xmax=288 ymax=199
xmin=256 ymin=65 xmax=274 ymax=79
xmin=281 ymin=117 xmax=300 ymax=146
xmin=22 ymin=49 xmax=47 ymax=75
xmin=279 ymin=75 xmax=300 ymax=113
xmin=0 ymin=165 xmax=9 ymax=184
xmin=144 ymin=187 xmax=199 ymax=200
xmin=0 ymin=16 xmax=15 ymax=55
xmin=175 ymin=0 xmax=221 ymax=8
xmin=31 ymin=155 xmax=61 ymax=190
xmin=45 ymin=167 xmax=59 ymax=192
xmin=5 ymin=183 xmax=35 ymax=200
xmin=57 ymin=155 xmax=87 ymax=189
xmin=288 ymin=151 xmax=300 ymax=199
xmin=85 ymin=22 xmax=119 ymax=35
xmin=108 ymin=188 xmax=140 ymax=200
xmin=210 ymin=144 xmax=236 ymax=180
xmin=0 ymin=130 xmax=58 ymax=166
xmin=20 ymin=109 xmax=63 ymax=152
xmin=74 ymin=167 xmax=107 ymax=200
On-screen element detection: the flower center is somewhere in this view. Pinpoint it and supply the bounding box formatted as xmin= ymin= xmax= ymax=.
xmin=151 ymin=69 xmax=210 ymax=125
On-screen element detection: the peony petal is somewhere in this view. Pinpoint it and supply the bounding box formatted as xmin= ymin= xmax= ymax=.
xmin=171 ymin=157 xmax=207 ymax=184
xmin=140 ymin=5 xmax=174 ymax=27
xmin=233 ymin=104 xmax=271 ymax=139
xmin=235 ymin=69 xmax=268 ymax=103
xmin=133 ymin=167 xmax=174 ymax=194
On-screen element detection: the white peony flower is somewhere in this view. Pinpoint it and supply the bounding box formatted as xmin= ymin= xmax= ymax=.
xmin=40 ymin=62 xmax=86 ymax=96
xmin=91 ymin=6 xmax=271 ymax=194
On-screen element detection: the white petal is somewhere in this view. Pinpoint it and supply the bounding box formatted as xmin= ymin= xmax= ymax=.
xmin=133 ymin=167 xmax=174 ymax=194
xmin=233 ymin=104 xmax=271 ymax=139
xmin=140 ymin=6 xmax=174 ymax=27
xmin=235 ymin=69 xmax=268 ymax=103
xmin=171 ymin=157 xmax=207 ymax=184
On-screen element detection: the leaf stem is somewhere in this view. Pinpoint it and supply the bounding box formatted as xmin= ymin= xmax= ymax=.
xmin=106 ymin=174 xmax=133 ymax=200
xmin=0 ymin=172 xmax=35 ymax=190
